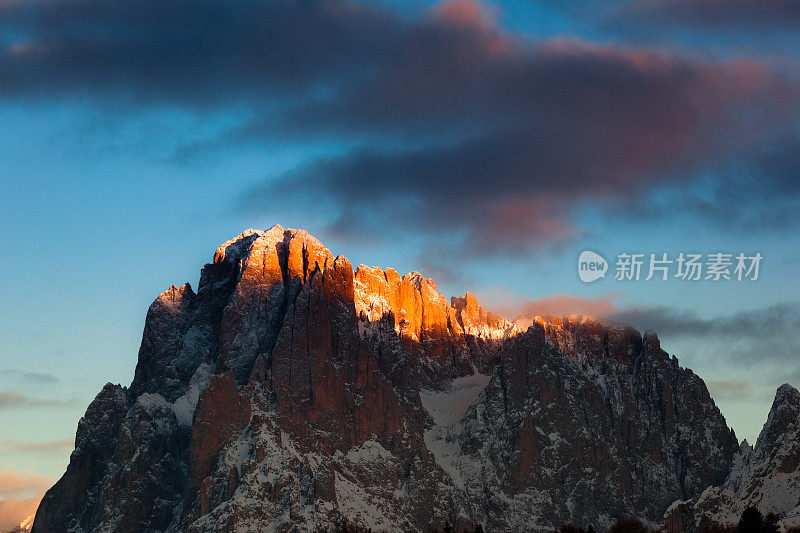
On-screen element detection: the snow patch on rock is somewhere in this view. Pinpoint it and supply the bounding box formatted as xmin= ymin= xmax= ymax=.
xmin=420 ymin=371 xmax=491 ymax=489
xmin=172 ymin=363 xmax=212 ymax=426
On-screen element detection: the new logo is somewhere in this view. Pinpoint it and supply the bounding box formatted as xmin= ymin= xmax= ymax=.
xmin=578 ymin=251 xmax=608 ymax=283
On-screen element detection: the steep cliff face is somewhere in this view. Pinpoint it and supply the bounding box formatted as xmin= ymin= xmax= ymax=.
xmin=456 ymin=325 xmax=737 ymax=530
xmin=353 ymin=266 xmax=517 ymax=383
xmin=665 ymin=384 xmax=800 ymax=532
xmin=31 ymin=227 xmax=775 ymax=532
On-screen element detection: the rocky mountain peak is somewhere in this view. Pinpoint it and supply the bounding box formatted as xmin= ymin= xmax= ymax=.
xmin=665 ymin=383 xmax=800 ymax=532
xmin=32 ymin=227 xmax=793 ymax=533
xmin=772 ymin=383 xmax=800 ymax=411
xmin=754 ymin=384 xmax=800 ymax=473
xmin=513 ymin=313 xmax=644 ymax=364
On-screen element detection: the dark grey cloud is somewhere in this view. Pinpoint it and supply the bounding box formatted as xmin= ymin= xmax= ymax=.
xmin=240 ymin=34 xmax=800 ymax=254
xmin=607 ymin=302 xmax=800 ymax=338
xmin=603 ymin=134 xmax=800 ymax=235
xmin=234 ymin=7 xmax=800 ymax=253
xmin=2 ymin=0 xmax=800 ymax=252
xmin=606 ymin=302 xmax=800 ymax=366
xmin=0 ymin=0 xmax=410 ymax=104
xmin=619 ymin=0 xmax=800 ymax=29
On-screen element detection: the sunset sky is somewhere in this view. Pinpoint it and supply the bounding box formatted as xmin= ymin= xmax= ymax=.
xmin=2 ymin=0 xmax=800 ymax=526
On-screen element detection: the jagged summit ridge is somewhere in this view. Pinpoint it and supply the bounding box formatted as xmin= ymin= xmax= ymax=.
xmin=205 ymin=225 xmax=520 ymax=384
xmin=773 ymin=383 xmax=800 ymax=409
xmin=208 ymin=226 xmax=628 ymax=365
xmin=32 ymin=226 xmax=784 ymax=533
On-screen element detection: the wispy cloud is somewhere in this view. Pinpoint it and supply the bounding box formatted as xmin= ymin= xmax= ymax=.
xmin=483 ymin=292 xmax=622 ymax=320
xmin=706 ymin=379 xmax=754 ymax=401
xmin=0 ymin=391 xmax=76 ymax=409
xmin=0 ymin=439 xmax=74 ymax=456
xmin=485 ymin=294 xmax=800 ymax=377
xmin=606 ymin=302 xmax=800 ymax=356
xmin=21 ymin=372 xmax=57 ymax=384
xmin=1 ymin=370 xmax=58 ymax=385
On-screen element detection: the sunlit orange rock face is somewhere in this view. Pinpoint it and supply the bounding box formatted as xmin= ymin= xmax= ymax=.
xmin=451 ymin=291 xmax=512 ymax=336
xmin=209 ymin=227 xmax=411 ymax=455
xmin=353 ymin=266 xmax=517 ymax=379
xmin=354 ymin=266 xmax=456 ymax=342
xmin=260 ymin=251 xmax=407 ymax=453
xmin=354 ymin=268 xmax=515 ymax=342
xmin=214 ymin=227 xmax=335 ymax=384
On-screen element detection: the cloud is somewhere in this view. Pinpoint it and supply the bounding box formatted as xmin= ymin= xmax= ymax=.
xmin=2 ymin=0 xmax=800 ymax=253
xmin=0 ymin=391 xmax=76 ymax=409
xmin=0 ymin=392 xmax=26 ymax=407
xmin=0 ymin=469 xmax=51 ymax=530
xmin=605 ymin=302 xmax=800 ymax=373
xmin=1 ymin=370 xmax=58 ymax=385
xmin=0 ymin=470 xmax=50 ymax=497
xmin=619 ymin=0 xmax=800 ymax=29
xmin=485 ymin=292 xmax=622 ymax=320
xmin=0 ymin=0 xmax=411 ymax=104
xmin=482 ymin=294 xmax=800 ymax=373
xmin=0 ymin=438 xmax=74 ymax=456
xmin=606 ymin=302 xmax=800 ymax=341
xmin=706 ymin=379 xmax=754 ymax=401
xmin=236 ymin=18 xmax=800 ymax=253
xmin=19 ymin=372 xmax=57 ymax=384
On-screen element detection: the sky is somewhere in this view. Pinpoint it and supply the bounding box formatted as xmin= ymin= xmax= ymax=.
xmin=1 ymin=0 xmax=800 ymax=527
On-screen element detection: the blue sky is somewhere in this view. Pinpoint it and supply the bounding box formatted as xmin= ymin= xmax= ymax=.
xmin=1 ymin=0 xmax=800 ymax=521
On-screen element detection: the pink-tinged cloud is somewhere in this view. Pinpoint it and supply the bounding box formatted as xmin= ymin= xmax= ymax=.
xmin=0 ymin=438 xmax=74 ymax=455
xmin=246 ymin=21 xmax=799 ymax=254
xmin=0 ymin=469 xmax=51 ymax=530
xmin=433 ymin=0 xmax=498 ymax=30
xmin=479 ymin=292 xmax=622 ymax=321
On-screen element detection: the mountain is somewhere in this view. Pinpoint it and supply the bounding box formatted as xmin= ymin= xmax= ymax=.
xmin=30 ymin=226 xmax=797 ymax=532
xmin=665 ymin=384 xmax=800 ymax=531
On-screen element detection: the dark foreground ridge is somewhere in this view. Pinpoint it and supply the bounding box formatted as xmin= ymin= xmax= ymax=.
xmin=32 ymin=227 xmax=800 ymax=532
